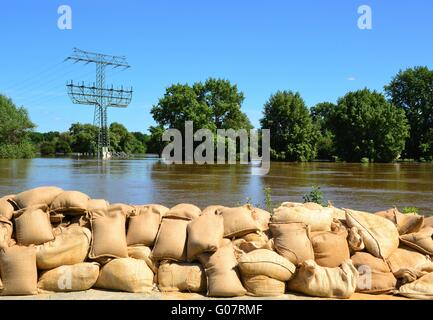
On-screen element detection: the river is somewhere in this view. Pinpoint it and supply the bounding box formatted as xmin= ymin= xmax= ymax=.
xmin=1 ymin=157 xmax=432 ymax=215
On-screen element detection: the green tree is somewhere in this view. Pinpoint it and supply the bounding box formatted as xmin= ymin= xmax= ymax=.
xmin=311 ymin=102 xmax=336 ymax=160
xmin=69 ymin=123 xmax=99 ymax=155
xmin=331 ymin=89 xmax=409 ymax=162
xmin=109 ymin=122 xmax=145 ymax=154
xmin=384 ymin=66 xmax=433 ymax=160
xmin=146 ymin=126 xmax=166 ymax=156
xmin=260 ymin=91 xmax=318 ymax=161
xmin=0 ymin=95 xmax=35 ymax=158
xmin=40 ymin=141 xmax=56 ymax=156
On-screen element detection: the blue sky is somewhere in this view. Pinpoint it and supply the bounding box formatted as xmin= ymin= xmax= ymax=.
xmin=0 ymin=0 xmax=432 ymax=133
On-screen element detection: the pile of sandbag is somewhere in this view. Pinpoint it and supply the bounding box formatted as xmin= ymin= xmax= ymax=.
xmin=1 ymin=186 xmax=433 ymax=300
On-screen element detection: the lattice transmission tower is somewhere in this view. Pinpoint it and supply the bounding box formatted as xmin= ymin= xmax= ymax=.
xmin=66 ymin=48 xmax=133 ymax=159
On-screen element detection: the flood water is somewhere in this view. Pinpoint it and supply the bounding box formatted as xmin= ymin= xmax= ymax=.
xmin=1 ymin=157 xmax=432 ymax=215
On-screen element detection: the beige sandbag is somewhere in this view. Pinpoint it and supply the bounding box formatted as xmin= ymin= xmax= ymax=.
xmin=398 ymin=272 xmax=433 ymax=300
xmin=351 ymin=252 xmax=397 ymax=294
xmin=270 ymin=223 xmax=314 ymax=265
xmin=0 ymin=217 xmax=13 ymax=249
xmin=13 ymin=186 xmax=63 ymax=209
xmin=151 ymin=218 xmax=189 ymax=261
xmin=187 ymin=212 xmax=224 ymax=261
xmin=347 ymin=227 xmax=365 ymax=252
xmin=424 ymin=216 xmax=433 ymax=229
xmin=280 ymin=202 xmax=324 ymax=210
xmin=14 ymin=205 xmax=54 ymax=245
xmin=311 ymin=229 xmax=350 ymax=268
xmin=238 ymin=249 xmax=296 ymax=281
xmin=36 ymin=225 xmax=91 ymax=270
xmin=89 ymin=206 xmax=128 ymax=260
xmin=233 ymin=232 xmax=272 ymax=254
xmin=202 ymin=205 xmax=226 ymax=215
xmin=400 ymin=227 xmax=433 ymax=255
xmin=199 ymin=239 xmax=246 ymax=297
xmin=157 ymin=262 xmax=206 ymax=292
xmin=95 ymin=258 xmax=154 ymax=293
xmin=127 ymin=246 xmax=157 ymax=273
xmin=272 ymin=205 xmax=333 ymax=232
xmin=165 ymin=203 xmax=201 ymax=220
xmin=376 ymin=208 xmax=424 ymax=235
xmin=242 ymin=275 xmax=286 ymax=297
xmin=345 ymin=209 xmax=399 ymax=259
xmin=250 ymin=206 xmax=271 ymax=232
xmin=126 ymin=205 xmax=164 ymax=246
xmin=287 ymin=259 xmax=358 ymax=299
xmin=50 ymin=191 xmax=90 ymax=215
xmin=387 ymin=246 xmax=432 ymax=274
xmin=394 ymin=264 xmax=433 ymax=285
xmin=110 ymin=203 xmax=136 ymax=217
xmin=0 ymin=195 xmax=15 ymax=220
xmin=0 ymin=246 xmax=38 ymax=295
xmin=87 ymin=199 xmax=109 ymax=212
xmin=38 ymin=262 xmax=100 ymax=292
xmin=328 ymin=204 xmax=346 ymax=221
xmin=219 ymin=206 xmax=260 ymax=238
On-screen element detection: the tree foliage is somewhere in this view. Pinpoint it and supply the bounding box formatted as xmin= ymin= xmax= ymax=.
xmin=311 ymin=102 xmax=337 ymax=160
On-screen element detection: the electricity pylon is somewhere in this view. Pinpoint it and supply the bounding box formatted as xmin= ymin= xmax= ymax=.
xmin=66 ymin=48 xmax=133 ymax=159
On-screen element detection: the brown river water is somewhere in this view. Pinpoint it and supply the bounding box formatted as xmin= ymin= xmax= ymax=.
xmin=1 ymin=157 xmax=432 ymax=215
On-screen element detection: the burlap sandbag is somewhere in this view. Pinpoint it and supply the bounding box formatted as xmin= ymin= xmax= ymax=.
xmin=187 ymin=212 xmax=224 ymax=261
xmin=351 ymin=252 xmax=397 ymax=294
xmin=311 ymin=229 xmax=350 ymax=268
xmin=424 ymin=216 xmax=433 ymax=229
xmin=165 ymin=203 xmax=201 ymax=220
xmin=398 ymin=272 xmax=433 ymax=300
xmin=400 ymin=227 xmax=433 ymax=255
xmin=238 ymin=249 xmax=296 ymax=281
xmin=127 ymin=246 xmax=157 ymax=273
xmin=219 ymin=206 xmax=260 ymax=238
xmin=50 ymin=191 xmax=90 ymax=215
xmin=0 ymin=246 xmax=38 ymax=295
xmin=151 ymin=218 xmax=189 ymax=261
xmin=232 ymin=232 xmax=272 ymax=254
xmin=199 ymin=239 xmax=246 ymax=297
xmin=87 ymin=199 xmax=109 ymax=212
xmin=89 ymin=205 xmax=128 ymax=260
xmin=270 ymin=223 xmax=314 ymax=265
xmin=95 ymin=258 xmax=154 ymax=293
xmin=387 ymin=246 xmax=432 ymax=274
xmin=242 ymin=275 xmax=286 ymax=297
xmin=376 ymin=208 xmax=424 ymax=235
xmin=0 ymin=217 xmax=13 ymax=249
xmin=287 ymin=259 xmax=358 ymax=299
xmin=36 ymin=225 xmax=91 ymax=270
xmin=280 ymin=202 xmax=324 ymax=210
xmin=202 ymin=205 xmax=227 ymax=215
xmin=345 ymin=209 xmax=399 ymax=259
xmin=272 ymin=205 xmax=333 ymax=232
xmin=157 ymin=262 xmax=206 ymax=292
xmin=14 ymin=205 xmax=54 ymax=245
xmin=328 ymin=204 xmax=347 ymax=221
xmin=38 ymin=262 xmax=100 ymax=292
xmin=0 ymin=195 xmax=15 ymax=220
xmin=127 ymin=205 xmax=165 ymax=246
xmin=250 ymin=206 xmax=271 ymax=232
xmin=13 ymin=186 xmax=63 ymax=209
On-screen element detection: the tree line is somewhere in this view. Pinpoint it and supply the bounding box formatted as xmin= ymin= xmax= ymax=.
xmin=0 ymin=66 xmax=432 ymax=162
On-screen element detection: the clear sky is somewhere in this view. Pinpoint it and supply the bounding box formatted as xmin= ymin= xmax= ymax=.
xmin=0 ymin=0 xmax=432 ymax=133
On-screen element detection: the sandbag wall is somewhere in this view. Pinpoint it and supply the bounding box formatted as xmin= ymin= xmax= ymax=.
xmin=0 ymin=186 xmax=433 ymax=299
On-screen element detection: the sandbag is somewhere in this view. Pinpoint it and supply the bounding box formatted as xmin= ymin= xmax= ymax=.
xmin=270 ymin=223 xmax=314 ymax=265
xmin=14 ymin=205 xmax=54 ymax=245
xmin=0 ymin=195 xmax=15 ymax=220
xmin=345 ymin=209 xmax=399 ymax=259
xmin=87 ymin=199 xmax=109 ymax=212
xmin=127 ymin=205 xmax=165 ymax=246
xmin=232 ymin=232 xmax=272 ymax=254
xmin=165 ymin=203 xmax=201 ymax=220
xmin=398 ymin=272 xmax=433 ymax=300
xmin=36 ymin=225 xmax=91 ymax=270
xmin=50 ymin=191 xmax=90 ymax=215
xmin=89 ymin=205 xmax=128 ymax=260
xmin=0 ymin=246 xmax=38 ymax=295
xmin=0 ymin=217 xmax=13 ymax=249
xmin=219 ymin=206 xmax=260 ymax=238
xmin=199 ymin=240 xmax=246 ymax=297
xmin=13 ymin=186 xmax=63 ymax=209
xmin=127 ymin=246 xmax=157 ymax=273
xmin=110 ymin=203 xmax=136 ymax=217
xmin=202 ymin=205 xmax=226 ymax=215
xmin=272 ymin=205 xmax=333 ymax=232
xmin=394 ymin=264 xmax=433 ymax=285
xmin=287 ymin=259 xmax=358 ymax=299
xmin=328 ymin=204 xmax=347 ymax=221
xmin=280 ymin=202 xmax=324 ymax=210
xmin=311 ymin=229 xmax=350 ymax=268
xmin=424 ymin=216 xmax=433 ymax=229
xmin=187 ymin=212 xmax=224 ymax=261
xmin=250 ymin=206 xmax=271 ymax=232
xmin=95 ymin=258 xmax=154 ymax=293
xmin=351 ymin=252 xmax=397 ymax=294
xmin=238 ymin=249 xmax=296 ymax=281
xmin=400 ymin=227 xmax=433 ymax=255
xmin=38 ymin=262 xmax=100 ymax=292
xmin=376 ymin=208 xmax=424 ymax=235
xmin=386 ymin=246 xmax=432 ymax=274
xmin=347 ymin=227 xmax=365 ymax=252
xmin=157 ymin=262 xmax=206 ymax=292
xmin=151 ymin=218 xmax=189 ymax=261
xmin=242 ymin=275 xmax=286 ymax=297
